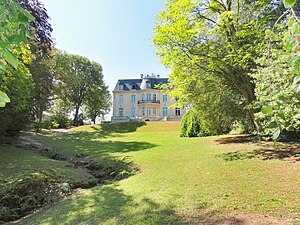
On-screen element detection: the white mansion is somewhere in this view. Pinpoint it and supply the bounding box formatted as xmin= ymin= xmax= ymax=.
xmin=111 ymin=74 xmax=187 ymax=122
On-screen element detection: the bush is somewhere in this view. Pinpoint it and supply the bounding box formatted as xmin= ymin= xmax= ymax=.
xmin=0 ymin=61 xmax=34 ymax=140
xmin=180 ymin=108 xmax=210 ymax=137
xmin=51 ymin=113 xmax=70 ymax=128
xmin=32 ymin=120 xmax=52 ymax=132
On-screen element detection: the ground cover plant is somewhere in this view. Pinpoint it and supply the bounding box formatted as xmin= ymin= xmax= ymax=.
xmin=16 ymin=121 xmax=300 ymax=225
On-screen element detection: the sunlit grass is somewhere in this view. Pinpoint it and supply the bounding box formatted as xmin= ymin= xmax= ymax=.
xmin=21 ymin=122 xmax=300 ymax=224
xmin=0 ymin=146 xmax=93 ymax=184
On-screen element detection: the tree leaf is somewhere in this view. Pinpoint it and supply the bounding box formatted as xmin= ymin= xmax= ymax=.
xmin=276 ymin=95 xmax=286 ymax=105
xmin=261 ymin=105 xmax=273 ymax=114
xmin=3 ymin=50 xmax=18 ymax=69
xmin=272 ymin=127 xmax=281 ymax=140
xmin=18 ymin=12 xmax=31 ymax=23
xmin=292 ymin=75 xmax=300 ymax=86
xmin=291 ymin=55 xmax=300 ymax=75
xmin=0 ymin=91 xmax=10 ymax=107
xmin=282 ymin=0 xmax=297 ymax=8
xmin=22 ymin=10 xmax=35 ymax=21
xmin=267 ymin=121 xmax=278 ymax=129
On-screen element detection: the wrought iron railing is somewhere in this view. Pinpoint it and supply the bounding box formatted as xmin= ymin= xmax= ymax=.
xmin=137 ymin=100 xmax=160 ymax=104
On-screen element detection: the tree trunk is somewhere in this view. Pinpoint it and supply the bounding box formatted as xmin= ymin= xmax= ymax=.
xmin=242 ymin=82 xmax=261 ymax=133
xmin=73 ymin=104 xmax=80 ymax=126
xmin=37 ymin=109 xmax=43 ymax=123
xmin=92 ymin=114 xmax=96 ymax=124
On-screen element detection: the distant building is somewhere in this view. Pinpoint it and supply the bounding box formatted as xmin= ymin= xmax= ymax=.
xmin=111 ymin=73 xmax=187 ymax=122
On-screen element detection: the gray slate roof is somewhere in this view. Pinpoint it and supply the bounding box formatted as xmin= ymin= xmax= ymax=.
xmin=116 ymin=77 xmax=168 ymax=91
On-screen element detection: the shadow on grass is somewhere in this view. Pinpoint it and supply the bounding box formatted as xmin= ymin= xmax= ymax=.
xmin=48 ymin=133 xmax=158 ymax=156
xmin=37 ymin=122 xmax=157 ymax=157
xmin=100 ymin=122 xmax=147 ymax=133
xmin=79 ymin=122 xmax=147 ymax=139
xmin=23 ymin=185 xmax=184 ymax=225
xmin=216 ymin=136 xmax=300 ymax=162
xmin=251 ymin=142 xmax=300 ymax=161
xmin=216 ymin=135 xmax=259 ymax=144
xmin=215 ymin=151 xmax=255 ymax=162
xmin=20 ymin=185 xmax=246 ymax=225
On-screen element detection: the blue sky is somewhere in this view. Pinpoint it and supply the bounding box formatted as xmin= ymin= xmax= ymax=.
xmin=40 ymin=0 xmax=169 ymax=92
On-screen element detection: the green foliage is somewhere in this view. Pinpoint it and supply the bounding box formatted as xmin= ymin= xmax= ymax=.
xmin=49 ymin=98 xmax=71 ymax=129
xmin=254 ymin=11 xmax=300 ymax=139
xmin=54 ymin=52 xmax=109 ymax=126
xmin=84 ymin=85 xmax=111 ymax=124
xmin=51 ymin=114 xmax=70 ymax=129
xmin=153 ymin=0 xmax=281 ymax=131
xmin=32 ymin=120 xmax=52 ymax=132
xmin=0 ymin=91 xmax=10 ymax=107
xmin=282 ymin=0 xmax=297 ymax=8
xmin=29 ymin=49 xmax=56 ymax=123
xmin=180 ymin=108 xmax=209 ymax=137
xmin=0 ymin=0 xmax=34 ymax=107
xmin=0 ymin=47 xmax=34 ymax=138
xmin=166 ymin=65 xmax=246 ymax=135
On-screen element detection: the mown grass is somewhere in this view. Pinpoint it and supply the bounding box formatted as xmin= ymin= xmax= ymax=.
xmin=0 ymin=146 xmax=93 ymax=185
xmin=18 ymin=122 xmax=300 ymax=224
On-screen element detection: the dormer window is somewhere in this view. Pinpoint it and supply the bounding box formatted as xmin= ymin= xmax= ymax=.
xmin=146 ymin=81 xmax=151 ymax=89
xmin=119 ymin=83 xmax=124 ymax=90
xmin=131 ymin=83 xmax=136 ymax=90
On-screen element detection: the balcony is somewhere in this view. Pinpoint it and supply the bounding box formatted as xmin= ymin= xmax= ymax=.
xmin=137 ymin=100 xmax=160 ymax=104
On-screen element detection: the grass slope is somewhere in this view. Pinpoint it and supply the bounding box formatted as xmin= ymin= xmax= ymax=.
xmin=0 ymin=146 xmax=92 ymax=185
xmin=21 ymin=122 xmax=300 ymax=224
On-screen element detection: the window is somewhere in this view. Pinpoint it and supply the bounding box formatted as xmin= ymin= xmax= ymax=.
xmin=153 ymin=94 xmax=157 ymax=101
xmin=142 ymin=107 xmax=145 ymax=116
xmin=119 ymin=95 xmax=124 ymax=103
xmin=146 ymin=81 xmax=151 ymax=89
xmin=131 ymin=83 xmax=136 ymax=89
xmin=153 ymin=107 xmax=156 ymax=115
xmin=119 ymin=83 xmax=124 ymax=90
xmin=146 ymin=93 xmax=151 ymax=101
xmin=119 ymin=108 xmax=123 ymax=117
xmin=175 ymin=108 xmax=181 ymax=116
xmin=162 ymin=94 xmax=168 ymax=102
xmin=131 ymin=95 xmax=136 ymax=103
xmin=142 ymin=94 xmax=145 ymax=101
xmin=163 ymin=107 xmax=168 ymax=117
xmin=146 ymin=107 xmax=151 ymax=116
xmin=130 ymin=107 xmax=136 ymax=117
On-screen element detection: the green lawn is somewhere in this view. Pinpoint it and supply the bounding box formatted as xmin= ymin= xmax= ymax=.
xmin=0 ymin=146 xmax=93 ymax=186
xmin=19 ymin=122 xmax=300 ymax=224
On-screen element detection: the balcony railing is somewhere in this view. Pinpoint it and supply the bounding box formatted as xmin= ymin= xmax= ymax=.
xmin=137 ymin=100 xmax=160 ymax=104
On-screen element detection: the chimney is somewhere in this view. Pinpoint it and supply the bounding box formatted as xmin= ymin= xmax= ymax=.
xmin=151 ymin=73 xmax=154 ymax=77
xmin=140 ymin=73 xmax=144 ymax=79
xmin=157 ymin=74 xmax=160 ymax=78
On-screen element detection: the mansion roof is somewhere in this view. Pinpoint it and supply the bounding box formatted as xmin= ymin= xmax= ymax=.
xmin=114 ymin=74 xmax=168 ymax=91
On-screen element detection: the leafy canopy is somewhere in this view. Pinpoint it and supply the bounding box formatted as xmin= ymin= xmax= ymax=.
xmin=0 ymin=0 xmax=34 ymax=107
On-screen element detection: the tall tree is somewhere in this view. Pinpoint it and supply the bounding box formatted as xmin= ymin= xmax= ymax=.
xmin=18 ymin=0 xmax=54 ymax=122
xmin=84 ymin=84 xmax=111 ymax=124
xmin=29 ymin=51 xmax=55 ymax=122
xmin=153 ymin=0 xmax=284 ymax=131
xmin=18 ymin=0 xmax=53 ymax=54
xmin=55 ymin=53 xmax=109 ymax=126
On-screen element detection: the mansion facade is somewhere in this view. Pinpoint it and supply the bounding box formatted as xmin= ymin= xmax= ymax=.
xmin=111 ymin=74 xmax=187 ymax=122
